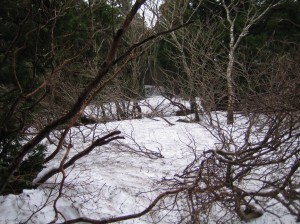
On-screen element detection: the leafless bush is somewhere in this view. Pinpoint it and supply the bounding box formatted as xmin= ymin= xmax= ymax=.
xmin=157 ymin=51 xmax=300 ymax=223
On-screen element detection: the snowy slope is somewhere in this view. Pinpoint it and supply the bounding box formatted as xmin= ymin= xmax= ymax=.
xmin=0 ymin=97 xmax=297 ymax=224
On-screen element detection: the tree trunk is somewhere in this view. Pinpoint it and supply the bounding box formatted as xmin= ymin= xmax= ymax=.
xmin=132 ymin=101 xmax=142 ymax=119
xmin=226 ymin=50 xmax=235 ymax=125
xmin=115 ymin=101 xmax=126 ymax=120
xmin=190 ymin=97 xmax=200 ymax=122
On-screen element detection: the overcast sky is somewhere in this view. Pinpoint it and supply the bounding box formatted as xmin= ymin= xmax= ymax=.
xmin=140 ymin=0 xmax=163 ymax=27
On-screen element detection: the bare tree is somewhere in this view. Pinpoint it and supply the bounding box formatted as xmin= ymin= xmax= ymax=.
xmin=157 ymin=49 xmax=300 ymax=223
xmin=141 ymin=1 xmax=300 ymax=222
xmin=220 ymin=0 xmax=282 ymax=124
xmin=154 ymin=1 xmax=202 ymax=120
xmin=155 ymin=0 xmax=231 ymax=122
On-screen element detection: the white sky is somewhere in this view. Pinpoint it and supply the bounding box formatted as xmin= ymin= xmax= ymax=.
xmin=140 ymin=0 xmax=163 ymax=27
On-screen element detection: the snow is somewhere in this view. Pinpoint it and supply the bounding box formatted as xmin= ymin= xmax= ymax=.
xmin=0 ymin=96 xmax=298 ymax=224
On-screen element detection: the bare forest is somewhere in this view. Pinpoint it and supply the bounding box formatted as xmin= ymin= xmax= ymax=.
xmin=0 ymin=0 xmax=299 ymax=223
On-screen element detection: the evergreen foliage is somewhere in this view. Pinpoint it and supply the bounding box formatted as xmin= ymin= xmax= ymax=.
xmin=0 ymin=135 xmax=46 ymax=195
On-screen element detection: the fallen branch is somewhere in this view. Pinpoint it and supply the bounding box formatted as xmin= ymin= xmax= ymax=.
xmin=59 ymin=187 xmax=186 ymax=224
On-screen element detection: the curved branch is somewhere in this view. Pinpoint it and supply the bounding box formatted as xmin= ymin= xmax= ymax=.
xmin=113 ymin=20 xmax=194 ymax=66
xmin=59 ymin=188 xmax=186 ymax=224
xmin=35 ymin=131 xmax=124 ymax=185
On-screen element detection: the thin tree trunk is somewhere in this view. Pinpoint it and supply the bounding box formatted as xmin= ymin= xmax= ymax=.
xmin=226 ymin=50 xmax=235 ymax=124
xmin=132 ymin=101 xmax=142 ymax=119
xmin=191 ymin=97 xmax=200 ymax=122
xmin=115 ymin=101 xmax=126 ymax=120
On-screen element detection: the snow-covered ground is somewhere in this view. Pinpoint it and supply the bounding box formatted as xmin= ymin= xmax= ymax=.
xmin=0 ymin=96 xmax=297 ymax=224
